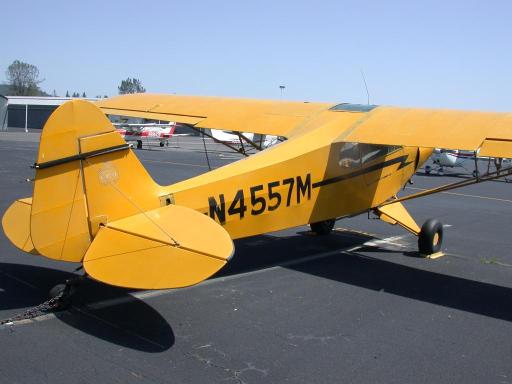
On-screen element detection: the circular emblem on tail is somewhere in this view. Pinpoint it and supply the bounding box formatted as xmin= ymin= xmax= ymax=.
xmin=98 ymin=162 xmax=119 ymax=185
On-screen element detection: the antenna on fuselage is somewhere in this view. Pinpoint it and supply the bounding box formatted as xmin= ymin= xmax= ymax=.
xmin=360 ymin=68 xmax=370 ymax=105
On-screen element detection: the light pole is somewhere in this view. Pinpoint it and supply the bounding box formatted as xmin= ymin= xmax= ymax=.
xmin=25 ymin=104 xmax=28 ymax=133
xmin=279 ymin=85 xmax=285 ymax=98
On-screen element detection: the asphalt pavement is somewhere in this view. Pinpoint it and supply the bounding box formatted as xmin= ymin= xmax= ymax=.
xmin=1 ymin=133 xmax=512 ymax=384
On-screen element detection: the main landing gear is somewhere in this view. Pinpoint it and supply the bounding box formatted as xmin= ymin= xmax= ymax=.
xmin=374 ymin=202 xmax=444 ymax=257
xmin=311 ymin=208 xmax=444 ymax=256
xmin=309 ymin=218 xmax=336 ymax=235
xmin=424 ymin=165 xmax=444 ymax=176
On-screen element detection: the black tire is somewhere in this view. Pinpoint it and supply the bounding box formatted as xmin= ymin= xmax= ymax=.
xmin=159 ymin=141 xmax=165 ymax=147
xmin=310 ymin=219 xmax=336 ymax=235
xmin=418 ymin=218 xmax=443 ymax=255
xmin=472 ymin=170 xmax=479 ymax=178
xmin=137 ymin=140 xmax=143 ymax=149
xmin=48 ymin=284 xmax=72 ymax=310
xmin=425 ymin=165 xmax=431 ymax=175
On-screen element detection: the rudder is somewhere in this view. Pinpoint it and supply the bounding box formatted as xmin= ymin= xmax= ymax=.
xmin=30 ymin=100 xmax=163 ymax=262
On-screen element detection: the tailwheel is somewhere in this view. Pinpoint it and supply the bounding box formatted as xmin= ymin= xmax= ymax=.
xmin=137 ymin=140 xmax=143 ymax=149
xmin=418 ymin=218 xmax=443 ymax=256
xmin=48 ymin=284 xmax=73 ymax=310
xmin=48 ymin=275 xmax=84 ymax=310
xmin=310 ymin=218 xmax=336 ymax=235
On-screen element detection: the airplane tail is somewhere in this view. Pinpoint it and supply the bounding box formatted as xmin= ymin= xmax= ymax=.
xmin=3 ymin=100 xmax=233 ymax=289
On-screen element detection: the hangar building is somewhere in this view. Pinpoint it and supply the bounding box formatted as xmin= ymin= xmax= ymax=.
xmin=2 ymin=96 xmax=99 ymax=131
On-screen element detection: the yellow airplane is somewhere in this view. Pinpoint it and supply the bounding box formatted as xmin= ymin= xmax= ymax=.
xmin=2 ymin=94 xmax=512 ymax=306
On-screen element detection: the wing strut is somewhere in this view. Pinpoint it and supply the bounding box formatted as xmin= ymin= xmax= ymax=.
xmin=381 ymin=163 xmax=512 ymax=207
xmin=185 ymin=125 xmax=251 ymax=157
xmin=234 ymin=132 xmax=263 ymax=151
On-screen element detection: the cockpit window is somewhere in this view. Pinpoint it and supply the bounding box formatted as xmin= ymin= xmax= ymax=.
xmin=329 ymin=103 xmax=378 ymax=112
xmin=360 ymin=144 xmax=400 ymax=164
xmin=339 ymin=142 xmax=361 ymax=169
xmin=338 ymin=142 xmax=401 ymax=171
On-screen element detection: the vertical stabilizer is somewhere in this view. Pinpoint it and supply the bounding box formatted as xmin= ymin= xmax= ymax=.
xmin=30 ymin=100 xmax=162 ymax=262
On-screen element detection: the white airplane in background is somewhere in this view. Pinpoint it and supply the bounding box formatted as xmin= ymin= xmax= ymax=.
xmin=425 ymin=148 xmax=511 ymax=177
xmin=262 ymin=135 xmax=286 ymax=148
xmin=210 ymin=130 xmax=284 ymax=150
xmin=210 ymin=129 xmax=255 ymax=145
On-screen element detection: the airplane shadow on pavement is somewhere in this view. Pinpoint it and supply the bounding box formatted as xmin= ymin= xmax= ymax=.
xmin=229 ymin=229 xmax=512 ymax=323
xmin=0 ymin=229 xmax=372 ymax=353
xmin=287 ymin=244 xmax=512 ymax=323
xmin=0 ymin=262 xmax=175 ymax=353
xmin=2 ymin=227 xmax=512 ymax=351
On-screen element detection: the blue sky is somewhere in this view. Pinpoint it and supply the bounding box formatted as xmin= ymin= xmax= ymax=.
xmin=2 ymin=0 xmax=512 ymax=111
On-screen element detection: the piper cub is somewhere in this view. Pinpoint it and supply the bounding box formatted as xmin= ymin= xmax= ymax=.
xmin=3 ymin=94 xmax=512 ymax=305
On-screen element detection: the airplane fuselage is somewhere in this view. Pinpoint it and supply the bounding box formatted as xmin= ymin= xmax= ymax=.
xmin=164 ymin=110 xmax=432 ymax=239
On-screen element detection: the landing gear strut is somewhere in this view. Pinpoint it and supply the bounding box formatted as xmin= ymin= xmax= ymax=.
xmin=374 ymin=202 xmax=444 ymax=257
xmin=310 ymin=219 xmax=336 ymax=235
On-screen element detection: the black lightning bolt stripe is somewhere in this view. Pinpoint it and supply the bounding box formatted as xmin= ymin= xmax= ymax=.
xmin=312 ymin=155 xmax=413 ymax=189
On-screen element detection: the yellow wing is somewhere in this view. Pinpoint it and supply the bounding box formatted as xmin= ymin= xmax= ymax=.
xmin=98 ymin=95 xmax=512 ymax=157
xmin=96 ymin=93 xmax=333 ymax=138
xmin=339 ymin=106 xmax=512 ymax=158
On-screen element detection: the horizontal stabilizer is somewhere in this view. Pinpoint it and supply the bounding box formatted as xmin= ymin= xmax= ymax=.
xmin=2 ymin=198 xmax=37 ymax=254
xmin=83 ymin=204 xmax=234 ymax=289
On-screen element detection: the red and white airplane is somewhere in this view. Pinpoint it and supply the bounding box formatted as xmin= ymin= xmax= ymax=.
xmin=115 ymin=123 xmax=176 ymax=149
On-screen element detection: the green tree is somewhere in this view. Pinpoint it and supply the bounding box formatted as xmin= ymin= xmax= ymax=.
xmin=118 ymin=78 xmax=146 ymax=94
xmin=66 ymin=91 xmax=70 ymax=97
xmin=82 ymin=92 xmax=86 ymax=98
xmin=5 ymin=60 xmax=44 ymax=96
